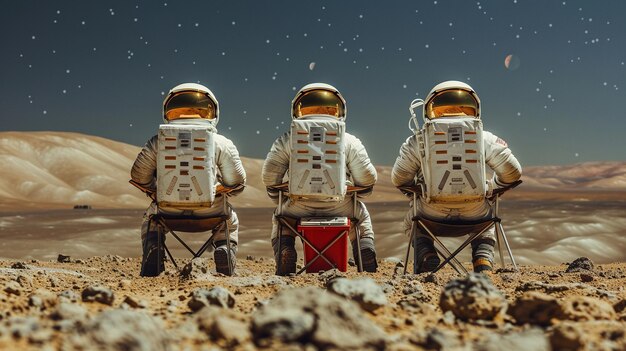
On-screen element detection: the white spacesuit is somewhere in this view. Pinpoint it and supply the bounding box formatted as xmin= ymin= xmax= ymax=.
xmin=262 ymin=83 xmax=379 ymax=274
xmin=131 ymin=83 xmax=246 ymax=276
xmin=391 ymin=81 xmax=522 ymax=273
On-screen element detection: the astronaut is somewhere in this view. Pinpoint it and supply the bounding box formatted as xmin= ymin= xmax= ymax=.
xmin=391 ymin=81 xmax=522 ymax=273
xmin=262 ymin=83 xmax=379 ymax=275
xmin=131 ymin=83 xmax=246 ymax=277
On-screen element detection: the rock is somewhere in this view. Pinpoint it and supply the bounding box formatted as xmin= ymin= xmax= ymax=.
xmin=4 ymin=281 xmax=22 ymax=296
xmin=508 ymin=291 xmax=562 ymax=326
xmin=246 ymin=255 xmax=255 ymax=260
xmin=251 ymin=286 xmax=387 ymax=349
xmin=195 ymin=306 xmax=250 ymax=346
xmin=48 ymin=276 xmax=60 ymax=288
xmin=566 ymin=257 xmax=594 ymax=273
xmin=82 ymin=285 xmax=115 ymax=306
xmin=381 ymin=283 xmax=395 ymax=294
xmin=402 ymin=280 xmax=425 ymax=295
xmin=424 ymin=273 xmax=439 ymax=284
xmin=348 ymin=257 xmax=356 ymax=267
xmin=28 ymin=289 xmax=58 ymax=311
xmin=420 ymin=328 xmax=465 ymax=351
xmin=614 ymin=299 xmax=626 ymax=313
xmin=382 ymin=257 xmax=403 ymax=266
xmin=123 ymin=295 xmax=149 ymax=309
xmin=57 ymin=254 xmax=71 ymax=263
xmin=180 ymin=257 xmax=209 ymax=279
xmin=118 ymin=279 xmax=132 ymax=289
xmin=475 ymin=328 xmax=550 ymax=351
xmin=10 ymin=261 xmax=28 ymax=269
xmin=550 ymin=321 xmax=626 ymax=351
xmin=188 ymin=287 xmax=235 ymax=312
xmin=50 ymin=302 xmax=88 ymax=322
xmin=515 ymin=281 xmax=580 ymax=293
xmin=58 ymin=290 xmax=80 ymax=303
xmin=16 ymin=274 xmax=32 ymax=288
xmin=439 ymin=273 xmax=506 ymax=321
xmin=3 ymin=316 xmax=41 ymax=339
xmin=558 ymin=296 xmax=617 ymax=321
xmin=580 ymin=272 xmax=594 ymax=282
xmin=318 ymin=268 xmax=345 ymax=286
xmin=66 ymin=309 xmax=170 ymax=351
xmin=327 ymin=277 xmax=388 ymax=312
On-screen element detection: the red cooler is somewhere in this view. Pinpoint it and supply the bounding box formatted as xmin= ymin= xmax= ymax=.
xmin=298 ymin=217 xmax=350 ymax=273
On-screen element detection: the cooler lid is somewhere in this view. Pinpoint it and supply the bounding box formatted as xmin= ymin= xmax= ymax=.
xmin=299 ymin=217 xmax=349 ymax=226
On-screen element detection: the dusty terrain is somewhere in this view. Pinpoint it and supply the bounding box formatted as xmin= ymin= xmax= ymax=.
xmin=2 ymin=200 xmax=626 ymax=266
xmin=0 ymin=255 xmax=625 ymax=350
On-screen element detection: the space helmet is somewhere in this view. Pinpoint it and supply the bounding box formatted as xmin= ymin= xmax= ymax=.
xmin=163 ymin=83 xmax=220 ymax=125
xmin=424 ymin=81 xmax=480 ymax=120
xmin=291 ymin=83 xmax=347 ymax=120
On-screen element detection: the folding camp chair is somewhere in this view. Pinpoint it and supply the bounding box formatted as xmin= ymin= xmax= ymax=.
xmin=268 ymin=183 xmax=370 ymax=274
xmin=401 ymin=180 xmax=522 ymax=275
xmin=130 ymin=180 xmax=243 ymax=273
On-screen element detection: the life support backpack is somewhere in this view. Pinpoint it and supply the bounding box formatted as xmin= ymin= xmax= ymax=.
xmin=288 ymin=117 xmax=347 ymax=201
xmin=417 ymin=117 xmax=487 ymax=204
xmin=157 ymin=124 xmax=216 ymax=210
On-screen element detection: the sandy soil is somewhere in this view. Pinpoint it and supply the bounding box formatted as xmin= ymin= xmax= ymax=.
xmin=0 ymin=256 xmax=625 ymax=350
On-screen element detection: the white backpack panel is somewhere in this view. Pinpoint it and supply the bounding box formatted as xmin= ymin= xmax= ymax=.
xmin=289 ymin=118 xmax=347 ymax=201
xmin=157 ymin=124 xmax=216 ymax=210
xmin=418 ymin=117 xmax=486 ymax=204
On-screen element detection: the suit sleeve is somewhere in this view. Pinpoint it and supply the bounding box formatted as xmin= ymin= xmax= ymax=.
xmin=130 ymin=135 xmax=158 ymax=191
xmin=215 ymin=135 xmax=246 ymax=196
xmin=262 ymin=133 xmax=290 ymax=202
xmin=346 ymin=134 xmax=377 ymax=196
xmin=391 ymin=135 xmax=421 ymax=187
xmin=484 ymin=131 xmax=522 ymax=186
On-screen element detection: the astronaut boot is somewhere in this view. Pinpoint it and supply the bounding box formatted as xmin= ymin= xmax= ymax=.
xmin=140 ymin=227 xmax=165 ymax=277
xmin=272 ymin=236 xmax=297 ymax=276
xmin=413 ymin=236 xmax=440 ymax=274
xmin=472 ymin=239 xmax=495 ymax=273
xmin=352 ymin=237 xmax=378 ymax=273
xmin=214 ymin=240 xmax=237 ymax=276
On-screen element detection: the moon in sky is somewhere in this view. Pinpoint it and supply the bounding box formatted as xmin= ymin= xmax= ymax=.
xmin=309 ymin=62 xmax=316 ymax=71
xmin=504 ymin=54 xmax=520 ymax=70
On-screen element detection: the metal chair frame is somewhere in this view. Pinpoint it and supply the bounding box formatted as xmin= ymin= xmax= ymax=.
xmin=269 ymin=183 xmax=368 ymax=274
xmin=131 ymin=180 xmax=241 ymax=273
xmin=401 ymin=181 xmax=521 ymax=275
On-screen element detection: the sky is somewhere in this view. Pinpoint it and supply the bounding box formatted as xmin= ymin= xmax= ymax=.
xmin=2 ymin=0 xmax=625 ymax=166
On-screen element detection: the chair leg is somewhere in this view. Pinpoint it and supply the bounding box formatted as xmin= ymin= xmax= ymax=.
xmin=417 ymin=220 xmax=469 ymax=275
xmin=225 ymin=219 xmax=233 ymax=275
xmin=277 ymin=217 xmax=282 ymax=273
xmin=158 ymin=219 xmax=197 ymax=256
xmin=354 ymin=225 xmax=363 ymax=273
xmin=494 ymin=221 xmax=505 ymax=268
xmin=403 ymin=222 xmax=415 ymax=275
xmin=163 ymin=242 xmax=179 ymax=271
xmin=194 ymin=231 xmax=217 ymax=258
xmin=430 ymin=222 xmax=494 ymax=275
xmin=497 ymin=221 xmax=518 ymax=271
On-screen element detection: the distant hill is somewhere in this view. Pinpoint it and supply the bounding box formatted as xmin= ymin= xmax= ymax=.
xmin=0 ymin=131 xmax=624 ymax=210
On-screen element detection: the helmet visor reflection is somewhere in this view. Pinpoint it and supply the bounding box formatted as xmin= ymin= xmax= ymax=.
xmin=164 ymin=91 xmax=216 ymax=121
xmin=293 ymin=90 xmax=345 ymax=118
xmin=426 ymin=89 xmax=479 ymax=119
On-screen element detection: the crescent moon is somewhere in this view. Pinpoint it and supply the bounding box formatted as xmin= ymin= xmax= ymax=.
xmin=504 ymin=54 xmax=512 ymax=69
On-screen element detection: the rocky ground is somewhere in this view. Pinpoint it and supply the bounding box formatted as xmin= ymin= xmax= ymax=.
xmin=1 ymin=255 xmax=625 ymax=351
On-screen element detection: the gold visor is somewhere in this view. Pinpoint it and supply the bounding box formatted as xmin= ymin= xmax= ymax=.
xmin=293 ymin=90 xmax=345 ymax=118
xmin=164 ymin=91 xmax=216 ymax=121
xmin=426 ymin=89 xmax=479 ymax=119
